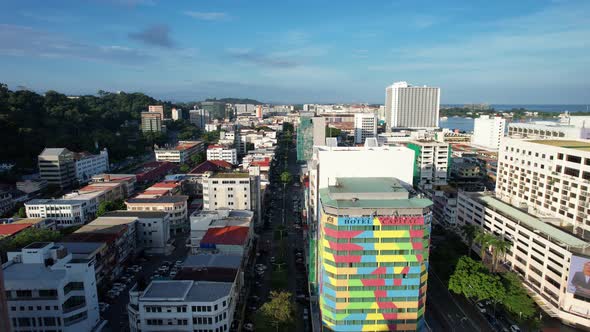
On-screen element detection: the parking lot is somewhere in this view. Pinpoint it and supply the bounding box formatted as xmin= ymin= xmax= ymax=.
xmin=100 ymin=234 xmax=190 ymax=332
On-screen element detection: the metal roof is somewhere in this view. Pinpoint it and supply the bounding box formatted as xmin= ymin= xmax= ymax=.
xmin=183 ymin=254 xmax=241 ymax=269
xmin=3 ymin=263 xmax=66 ymax=289
xmin=528 ymin=140 xmax=590 ymax=151
xmin=103 ymin=210 xmax=168 ymax=218
xmin=470 ymin=193 xmax=588 ymax=248
xmin=140 ymin=280 xmax=232 ymax=302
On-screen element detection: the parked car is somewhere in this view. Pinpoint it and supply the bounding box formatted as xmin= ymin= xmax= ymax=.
xmin=476 ymin=302 xmax=487 ymax=314
xmin=303 ymin=308 xmax=309 ymax=320
xmin=243 ymin=323 xmax=255 ymax=331
xmin=510 ymin=325 xmax=521 ymax=332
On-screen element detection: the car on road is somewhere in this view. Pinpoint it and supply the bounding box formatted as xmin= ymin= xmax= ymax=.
xmin=170 ymin=271 xmax=177 ymax=278
xmin=99 ymin=302 xmax=110 ymax=313
xmin=303 ymin=308 xmax=309 ymax=320
xmin=476 ymin=302 xmax=487 ymax=313
xmin=243 ymin=323 xmax=255 ymax=331
xmin=270 ymin=256 xmax=276 ymax=263
xmin=510 ymin=325 xmax=521 ymax=332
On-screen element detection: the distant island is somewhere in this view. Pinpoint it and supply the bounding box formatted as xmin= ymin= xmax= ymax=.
xmin=204 ymin=97 xmax=263 ymax=105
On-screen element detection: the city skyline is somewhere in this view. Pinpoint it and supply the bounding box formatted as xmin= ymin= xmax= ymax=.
xmin=1 ymin=0 xmax=589 ymax=104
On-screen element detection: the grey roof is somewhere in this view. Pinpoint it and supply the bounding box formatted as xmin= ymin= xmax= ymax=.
xmin=26 ymin=198 xmax=86 ymax=205
xmin=183 ymin=254 xmax=242 ymax=269
xmin=141 ymin=280 xmax=192 ymax=300
xmin=39 ymin=148 xmax=68 ymax=157
xmin=103 ymin=210 xmax=168 ymax=219
xmin=186 ymin=281 xmax=232 ymax=302
xmin=469 ymin=193 xmax=588 ymax=248
xmin=126 ymin=195 xmax=188 ymax=204
xmin=140 ymin=280 xmax=232 ymax=302
xmin=58 ymin=241 xmax=106 ymax=254
xmin=3 ymin=263 xmax=66 ymax=289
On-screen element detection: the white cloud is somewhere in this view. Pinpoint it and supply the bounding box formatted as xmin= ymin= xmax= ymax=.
xmin=184 ymin=11 xmax=229 ymax=21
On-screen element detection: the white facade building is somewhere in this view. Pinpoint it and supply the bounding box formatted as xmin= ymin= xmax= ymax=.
xmin=472 ymin=115 xmax=506 ymax=151
xmin=189 ymin=109 xmax=210 ymax=129
xmin=3 ymin=242 xmax=101 ymax=332
xmin=25 ymin=192 xmax=103 ymax=227
xmin=353 ymin=113 xmax=378 ymax=144
xmin=457 ymin=192 xmax=590 ymax=329
xmin=103 ymin=211 xmax=171 ymax=255
xmin=155 ymin=141 xmax=204 ymax=164
xmin=496 ymin=138 xmax=590 ymax=233
xmin=405 ymin=140 xmax=450 ymax=192
xmin=508 ymin=121 xmax=590 ymax=140
xmin=202 ymin=173 xmax=252 ymax=211
xmin=307 ymin=145 xmax=415 ymax=224
xmin=125 ymin=196 xmax=189 ymax=236
xmin=128 ymin=280 xmax=235 ymax=332
xmin=172 ymin=108 xmax=183 ymax=121
xmin=74 ymin=149 xmax=109 ymax=184
xmin=207 ymin=146 xmax=238 ymax=165
xmin=385 ymin=81 xmax=440 ymax=130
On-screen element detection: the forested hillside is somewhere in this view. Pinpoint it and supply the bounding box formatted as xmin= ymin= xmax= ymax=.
xmin=0 ymin=84 xmax=173 ymax=168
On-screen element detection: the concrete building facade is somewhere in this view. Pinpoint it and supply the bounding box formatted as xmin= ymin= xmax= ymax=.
xmin=206 ymin=146 xmax=238 ymax=165
xmin=385 ymin=81 xmax=440 ymax=130
xmin=405 ymin=141 xmax=450 ymax=192
xmin=141 ymin=112 xmax=163 ymax=133
xmin=125 ymin=195 xmax=189 ymax=235
xmin=155 ymin=141 xmax=204 ymax=164
xmin=38 ymin=148 xmax=76 ymax=189
xmin=353 ymin=113 xmax=378 ymax=144
xmin=472 ymin=115 xmax=506 ymax=151
xmin=457 ymin=192 xmax=590 ymax=329
xmin=3 ymin=242 xmax=101 ymax=332
xmin=74 ymin=149 xmax=109 ymax=184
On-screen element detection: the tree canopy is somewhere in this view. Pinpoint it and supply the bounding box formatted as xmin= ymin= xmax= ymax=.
xmin=96 ymin=199 xmax=126 ymax=217
xmin=280 ymin=171 xmax=292 ymax=185
xmin=448 ymin=256 xmax=505 ymax=302
xmin=0 ymin=83 xmax=174 ymax=167
xmin=0 ymin=228 xmax=62 ymax=258
xmin=260 ymin=291 xmax=293 ymax=331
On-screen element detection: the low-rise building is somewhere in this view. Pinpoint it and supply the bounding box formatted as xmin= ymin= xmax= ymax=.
xmin=457 ymin=192 xmax=590 ymax=329
xmin=134 ymin=162 xmax=177 ymax=184
xmin=405 ymin=140 xmax=450 ymax=192
xmin=16 ymin=179 xmax=48 ymax=195
xmin=91 ymin=173 xmax=137 ymax=197
xmin=155 ymin=141 xmax=204 ymax=164
xmin=125 ymin=195 xmax=189 ymax=235
xmin=206 ymin=146 xmax=238 ymax=165
xmin=3 ymin=242 xmax=101 ymax=332
xmin=189 ymin=210 xmax=253 ymax=250
xmin=103 ymin=211 xmax=171 ymax=255
xmin=128 ymin=280 xmax=235 ymax=332
xmin=73 ymin=149 xmax=109 ymax=184
xmin=202 ymin=172 xmax=252 ymax=211
xmin=58 ymin=241 xmax=109 ymax=286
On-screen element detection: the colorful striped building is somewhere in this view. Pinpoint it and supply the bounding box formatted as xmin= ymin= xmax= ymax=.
xmin=315 ymin=177 xmax=432 ymax=331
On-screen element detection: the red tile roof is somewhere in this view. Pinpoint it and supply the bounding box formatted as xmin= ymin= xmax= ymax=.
xmin=151 ymin=182 xmax=181 ymax=188
xmin=209 ymin=160 xmax=233 ymax=168
xmin=250 ymin=158 xmax=270 ymax=167
xmin=201 ymin=226 xmax=249 ymax=246
xmin=0 ymin=224 xmax=32 ymax=237
xmin=189 ymin=160 xmax=233 ymax=174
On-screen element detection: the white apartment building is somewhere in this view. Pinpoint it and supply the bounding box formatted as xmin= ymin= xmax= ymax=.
xmin=189 ymin=209 xmax=253 ymax=250
xmin=457 ymin=192 xmax=590 ymax=329
xmin=353 ymin=112 xmax=377 ymax=144
xmin=202 ymin=172 xmax=252 ymax=211
xmin=307 ymin=145 xmax=415 ymax=224
xmin=155 ymin=141 xmax=204 ymax=164
xmin=385 ymin=81 xmax=440 ymax=130
xmin=0 ymin=190 xmax=14 ymax=216
xmin=496 ymin=138 xmax=590 ymax=233
xmin=128 ymin=280 xmax=235 ymax=332
xmin=405 ymin=140 xmax=450 ymax=192
xmin=218 ymin=131 xmax=236 ymax=147
xmin=172 ymin=108 xmax=183 ymax=121
xmin=207 ymin=146 xmax=238 ymax=165
xmin=103 ymin=211 xmax=171 ymax=255
xmin=74 ymin=149 xmax=109 ymax=184
xmin=189 ymin=109 xmax=210 ymax=129
xmin=125 ymin=195 xmax=189 ymax=236
xmin=472 ymin=115 xmax=506 ymax=151
xmin=508 ymin=121 xmax=590 ymax=140
xmin=25 ymin=192 xmax=102 ymax=227
xmin=3 ymin=242 xmax=101 ymax=332
xmin=205 ymin=123 xmax=218 ymax=132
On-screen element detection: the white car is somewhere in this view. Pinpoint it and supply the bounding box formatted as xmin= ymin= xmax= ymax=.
xmin=99 ymin=302 xmax=110 ymax=312
xmin=243 ymin=323 xmax=255 ymax=331
xmin=510 ymin=325 xmax=521 ymax=332
xmin=476 ymin=302 xmax=487 ymax=314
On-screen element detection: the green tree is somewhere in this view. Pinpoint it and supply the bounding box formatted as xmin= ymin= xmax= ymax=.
xmin=448 ymin=256 xmax=505 ymax=303
xmin=280 ymin=171 xmax=292 ymax=188
xmin=460 ymin=224 xmax=478 ymax=257
xmin=0 ymin=228 xmax=62 ymax=255
xmin=501 ymin=272 xmax=536 ymax=320
xmin=16 ymin=206 xmax=26 ymax=218
xmin=190 ymin=153 xmax=204 ymax=165
xmin=325 ymin=126 xmax=342 ymax=138
xmin=96 ymin=199 xmax=126 ymax=217
xmin=490 ymin=236 xmax=511 ymax=273
xmin=179 ymin=164 xmax=190 ymax=173
xmin=474 ymin=230 xmax=494 ymax=262
xmin=260 ymin=291 xmax=293 ymax=332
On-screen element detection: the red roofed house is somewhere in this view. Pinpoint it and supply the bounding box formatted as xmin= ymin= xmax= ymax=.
xmin=199 ymin=226 xmax=251 ymax=256
xmin=0 ymin=223 xmax=32 ymax=239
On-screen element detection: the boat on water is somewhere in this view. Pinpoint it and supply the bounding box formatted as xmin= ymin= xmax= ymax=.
xmin=440 ymin=116 xmax=448 ymax=121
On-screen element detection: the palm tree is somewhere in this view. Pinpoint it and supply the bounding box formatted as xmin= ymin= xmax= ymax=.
xmin=474 ymin=230 xmax=493 ymax=262
xmin=490 ymin=236 xmax=511 ymax=273
xmin=461 ymin=224 xmax=478 ymax=257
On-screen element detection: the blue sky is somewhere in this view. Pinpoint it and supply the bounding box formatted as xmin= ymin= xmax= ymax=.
xmin=1 ymin=0 xmax=589 ymax=104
